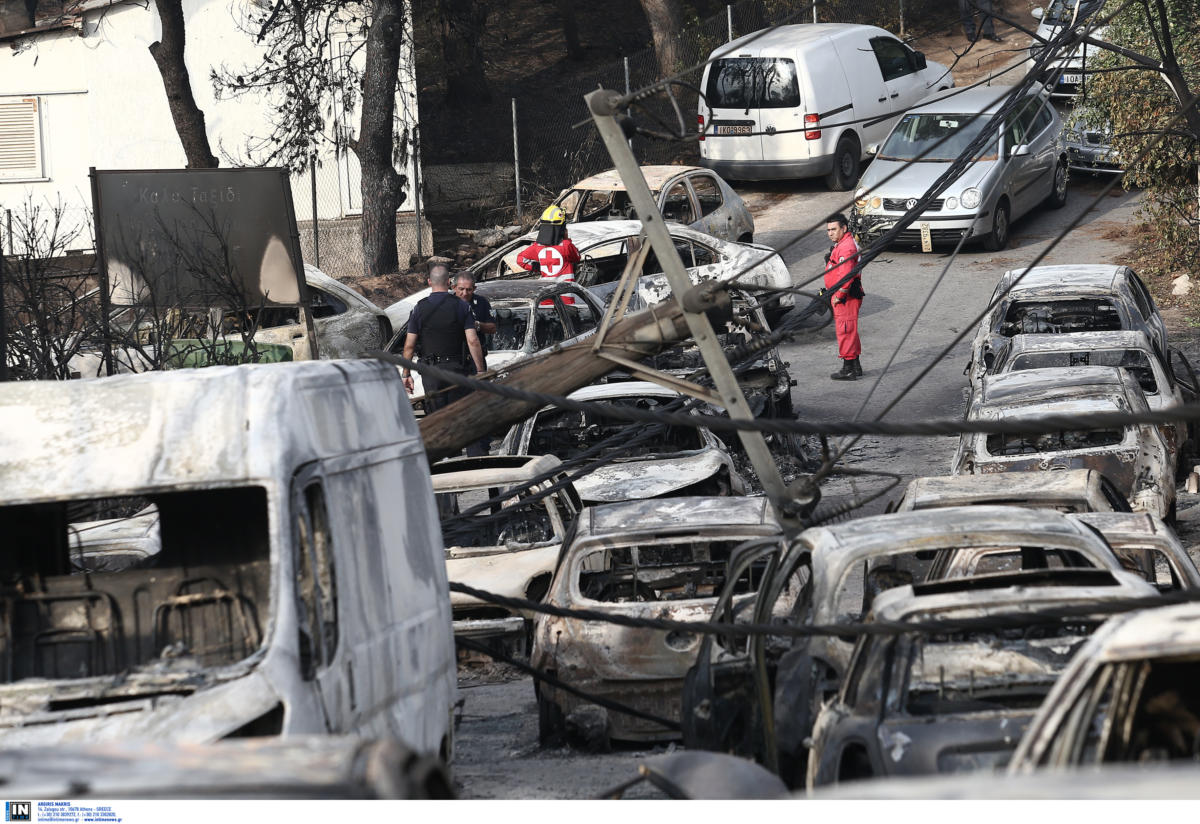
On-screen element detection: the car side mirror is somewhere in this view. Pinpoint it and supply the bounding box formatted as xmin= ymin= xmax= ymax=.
xmin=1011 ymin=143 xmax=1031 ymax=157
xmin=866 ymin=143 xmax=879 ymax=157
xmin=913 ymin=50 xmax=927 ymax=70
xmin=1032 ymin=6 xmax=1044 ymax=20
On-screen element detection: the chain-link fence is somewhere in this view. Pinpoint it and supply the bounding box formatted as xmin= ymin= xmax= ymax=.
xmin=420 ymin=0 xmax=959 ymax=224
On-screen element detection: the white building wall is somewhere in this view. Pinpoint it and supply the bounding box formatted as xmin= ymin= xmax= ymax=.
xmin=0 ymin=0 xmax=420 ymax=257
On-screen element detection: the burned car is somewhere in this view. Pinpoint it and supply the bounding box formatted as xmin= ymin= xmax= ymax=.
xmin=465 ymin=220 xmax=794 ymax=324
xmin=986 ymin=330 xmax=1198 ymax=471
xmin=966 ymin=264 xmax=1168 ymax=391
xmin=806 ymin=568 xmax=1158 ymax=787
xmin=387 ymin=280 xmax=604 ymax=409
xmin=431 ymin=455 xmax=582 ymax=649
xmin=890 ymin=468 xmax=1131 ymax=514
xmin=1071 ymin=512 xmax=1200 ymax=591
xmin=499 ymin=381 xmax=748 ymax=505
xmin=552 ymin=166 xmax=755 ymax=243
xmin=531 ymin=496 xmax=785 ymax=744
xmin=684 ymin=506 xmax=1130 ymax=785
xmin=952 ymin=366 xmax=1176 ymax=520
xmin=1010 ymin=600 xmax=1200 ymax=771
xmin=1062 ymin=109 xmax=1122 ymax=175
xmin=0 ymin=362 xmax=456 ymax=754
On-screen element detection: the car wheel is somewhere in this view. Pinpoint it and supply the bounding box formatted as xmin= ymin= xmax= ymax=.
xmin=982 ymin=199 xmax=1010 ymax=251
xmin=738 ymin=232 xmax=754 ymax=244
xmin=824 ymin=134 xmax=860 ymax=192
xmin=1046 ymin=160 xmax=1069 ymax=209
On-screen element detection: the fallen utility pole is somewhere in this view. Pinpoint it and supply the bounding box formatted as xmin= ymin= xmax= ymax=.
xmin=419 ymin=298 xmax=695 ymax=463
xmin=584 ymin=87 xmax=802 ymax=523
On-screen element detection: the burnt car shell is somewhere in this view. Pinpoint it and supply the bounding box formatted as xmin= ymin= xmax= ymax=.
xmin=952 ymin=366 xmax=1175 ymax=519
xmin=532 ymin=497 xmax=784 ymax=743
xmin=806 ymin=569 xmax=1158 ymax=788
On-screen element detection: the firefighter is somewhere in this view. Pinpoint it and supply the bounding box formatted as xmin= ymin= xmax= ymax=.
xmin=824 ymin=213 xmax=864 ymax=381
xmin=518 ymin=205 xmax=580 ymax=303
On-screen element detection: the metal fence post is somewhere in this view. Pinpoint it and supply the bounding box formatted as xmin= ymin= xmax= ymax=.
xmin=624 ymin=57 xmax=633 ymax=150
xmin=413 ymin=125 xmax=424 ymax=259
xmin=812 ymin=0 xmax=817 ymax=24
xmin=310 ymin=154 xmax=320 ymax=268
xmin=899 ymin=0 xmax=905 ymax=37
xmin=727 ymin=4 xmax=733 ymax=41
xmin=512 ymin=98 xmax=522 ymax=223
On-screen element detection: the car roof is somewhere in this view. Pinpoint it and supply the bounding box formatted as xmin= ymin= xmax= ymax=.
xmin=1005 ymin=330 xmax=1155 ymax=356
xmin=977 ymin=366 xmax=1138 ymax=408
xmin=1071 ymin=511 xmax=1173 ymax=541
xmin=1081 ymin=602 xmax=1200 ymax=663
xmin=582 ymin=496 xmax=777 ymax=538
xmin=801 ymin=505 xmax=1098 ymax=557
xmin=430 ymin=454 xmax=564 ymax=491
xmin=901 ymin=469 xmax=1104 ymax=509
xmin=569 ymin=166 xmax=703 ymax=192
xmin=909 ymin=84 xmax=1025 ymax=115
xmin=1002 ymin=265 xmax=1123 ymax=293
xmin=871 ymin=568 xmax=1155 ymax=621
xmin=503 ymin=220 xmax=716 ymax=250
xmin=718 ymin=23 xmax=888 ymax=53
xmin=564 ymin=380 xmax=682 ymax=403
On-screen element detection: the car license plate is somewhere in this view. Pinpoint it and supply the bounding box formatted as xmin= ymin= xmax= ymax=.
xmin=715 ymin=124 xmax=753 ymax=136
xmin=1062 ymin=73 xmax=1082 ymax=85
xmin=920 ymin=222 xmax=932 ymax=253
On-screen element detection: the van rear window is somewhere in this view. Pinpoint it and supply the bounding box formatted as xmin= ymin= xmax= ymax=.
xmin=705 ymin=58 xmax=800 ymax=109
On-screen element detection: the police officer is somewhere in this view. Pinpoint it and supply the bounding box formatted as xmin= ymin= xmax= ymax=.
xmin=402 ymin=263 xmax=486 ymax=412
xmin=518 ymin=205 xmax=581 ymax=303
xmin=453 ymin=270 xmax=496 ymax=456
xmin=824 ymin=213 xmax=865 ymax=381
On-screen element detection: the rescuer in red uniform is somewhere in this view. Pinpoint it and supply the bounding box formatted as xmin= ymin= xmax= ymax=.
xmin=824 ymin=213 xmax=864 ymax=381
xmin=518 ymin=205 xmax=580 ymax=304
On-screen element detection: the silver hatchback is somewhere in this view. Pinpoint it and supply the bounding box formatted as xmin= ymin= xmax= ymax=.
xmin=853 ymin=86 xmax=1068 ymax=251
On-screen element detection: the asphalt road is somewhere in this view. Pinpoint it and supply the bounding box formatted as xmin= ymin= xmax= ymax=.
xmin=451 ymin=170 xmax=1156 ymax=799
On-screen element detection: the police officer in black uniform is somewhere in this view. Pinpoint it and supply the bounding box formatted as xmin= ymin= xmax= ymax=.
xmin=402 ymin=263 xmax=486 ymax=413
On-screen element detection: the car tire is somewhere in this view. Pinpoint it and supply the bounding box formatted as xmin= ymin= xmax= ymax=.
xmin=1046 ymin=159 xmax=1069 ymax=209
xmin=738 ymin=233 xmax=754 ymax=244
xmin=824 ymin=134 xmax=860 ymax=192
xmin=536 ymin=685 xmax=566 ymax=747
xmin=982 ymin=199 xmax=1010 ymax=251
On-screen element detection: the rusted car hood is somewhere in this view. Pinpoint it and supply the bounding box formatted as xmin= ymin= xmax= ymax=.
xmin=573 ymin=450 xmax=729 ymax=503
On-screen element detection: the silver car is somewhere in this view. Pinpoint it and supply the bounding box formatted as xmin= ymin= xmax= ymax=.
xmin=853 ymin=86 xmax=1068 ymax=251
xmin=553 ymin=166 xmax=755 ymax=243
xmin=1063 ymin=109 xmax=1122 ymax=174
xmin=1030 ymin=1 xmax=1107 ymax=98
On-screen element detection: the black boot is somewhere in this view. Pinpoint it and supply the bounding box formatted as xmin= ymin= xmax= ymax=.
xmin=831 ymin=360 xmax=856 ymax=381
xmin=852 ymin=358 xmax=863 ymax=377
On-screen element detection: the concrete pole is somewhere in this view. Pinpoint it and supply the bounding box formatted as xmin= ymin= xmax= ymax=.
xmin=727 ymin=4 xmax=733 ymax=41
xmin=512 ymin=99 xmax=522 ymax=223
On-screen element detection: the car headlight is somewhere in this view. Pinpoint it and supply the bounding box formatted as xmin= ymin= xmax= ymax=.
xmin=961 ymin=188 xmax=982 ymax=209
xmin=945 ymin=196 xmax=959 ymax=210
xmin=854 ymin=189 xmax=868 ymax=209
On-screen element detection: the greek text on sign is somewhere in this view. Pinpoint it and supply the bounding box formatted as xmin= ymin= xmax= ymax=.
xmin=538 ymin=248 xmax=565 ymax=277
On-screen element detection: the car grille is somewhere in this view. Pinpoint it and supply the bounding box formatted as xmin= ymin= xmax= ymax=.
xmin=884 ymin=198 xmax=944 ymax=212
xmin=895 ymin=227 xmax=971 ymax=245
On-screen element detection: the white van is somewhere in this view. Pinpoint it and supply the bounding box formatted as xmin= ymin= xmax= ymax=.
xmin=698 ymin=24 xmax=952 ymax=190
xmin=0 ymin=360 xmax=456 ymax=759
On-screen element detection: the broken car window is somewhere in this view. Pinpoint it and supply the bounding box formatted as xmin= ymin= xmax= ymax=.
xmin=527 ymin=400 xmax=703 ymax=460
xmin=985 ymin=428 xmax=1127 ymax=456
xmin=577 ymin=540 xmax=763 ymax=603
xmin=1010 ymin=349 xmax=1159 ymax=394
xmin=999 ymin=299 xmax=1123 ymax=336
xmin=0 ymin=487 xmax=270 ymax=682
xmin=438 ymin=486 xmax=562 ymax=550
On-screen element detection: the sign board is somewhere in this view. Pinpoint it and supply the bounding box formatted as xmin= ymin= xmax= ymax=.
xmin=91 ymin=167 xmax=308 ymax=309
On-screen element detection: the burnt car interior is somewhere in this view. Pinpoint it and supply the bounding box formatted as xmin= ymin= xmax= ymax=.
xmin=438 ymin=488 xmax=560 ymax=549
xmin=1088 ymin=658 xmax=1200 ymax=762
xmin=1010 ymin=349 xmax=1158 ymax=393
xmin=579 ymin=540 xmax=766 ymax=603
xmin=985 ymin=428 xmax=1126 ymax=456
xmin=527 ymin=403 xmax=704 ymax=461
xmin=0 ymin=488 xmax=269 ymax=681
xmin=999 ymin=299 xmax=1122 ymax=337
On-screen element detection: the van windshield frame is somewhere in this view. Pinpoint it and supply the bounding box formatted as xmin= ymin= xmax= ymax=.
xmin=705 ymin=58 xmax=800 ymax=110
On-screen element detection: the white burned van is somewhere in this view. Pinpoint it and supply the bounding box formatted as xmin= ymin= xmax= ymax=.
xmin=0 ymin=361 xmax=455 ymax=758
xmin=698 ymin=23 xmax=952 ymax=189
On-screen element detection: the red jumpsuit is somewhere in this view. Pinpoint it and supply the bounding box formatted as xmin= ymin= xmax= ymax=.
xmin=518 ymin=238 xmax=581 ymax=304
xmin=824 ymin=232 xmax=862 ymax=360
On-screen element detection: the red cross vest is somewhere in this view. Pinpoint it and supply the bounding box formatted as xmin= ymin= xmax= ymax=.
xmin=518 ymin=239 xmax=581 ymax=304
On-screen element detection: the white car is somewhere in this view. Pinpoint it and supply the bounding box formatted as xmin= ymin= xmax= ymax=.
xmin=1030 ymin=1 xmax=1107 ymax=98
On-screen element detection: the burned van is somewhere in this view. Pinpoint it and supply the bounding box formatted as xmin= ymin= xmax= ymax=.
xmin=0 ymin=361 xmax=455 ymax=755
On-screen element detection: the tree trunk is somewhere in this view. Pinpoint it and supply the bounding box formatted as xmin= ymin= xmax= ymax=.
xmin=355 ymin=0 xmax=409 ymax=277
xmin=638 ymin=0 xmax=684 ymax=76
xmin=437 ymin=0 xmax=491 ymax=104
xmin=556 ymin=0 xmax=582 ymax=60
xmin=148 ymin=0 xmax=217 ymax=168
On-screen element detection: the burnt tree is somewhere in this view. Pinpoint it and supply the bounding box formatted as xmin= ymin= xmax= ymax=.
xmin=638 ymin=0 xmax=683 ymax=76
xmin=149 ymin=0 xmax=218 ymax=168
xmin=556 ymin=0 xmax=582 ymax=60
xmin=436 ymin=0 xmax=490 ymax=103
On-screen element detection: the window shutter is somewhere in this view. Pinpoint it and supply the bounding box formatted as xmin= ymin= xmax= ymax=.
xmin=0 ymin=97 xmax=44 ymax=181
